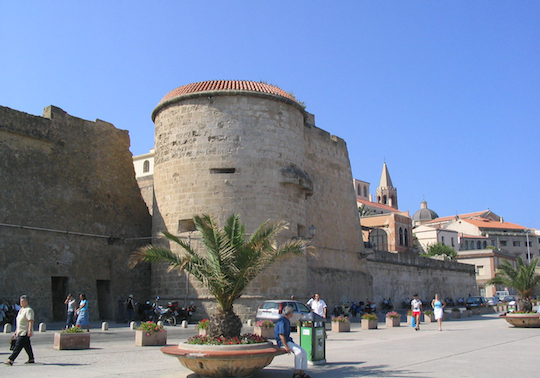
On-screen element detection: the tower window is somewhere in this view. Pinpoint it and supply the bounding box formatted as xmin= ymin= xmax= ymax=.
xmin=143 ymin=160 xmax=150 ymax=173
xmin=210 ymin=168 xmax=236 ymax=174
xmin=178 ymin=219 xmax=196 ymax=233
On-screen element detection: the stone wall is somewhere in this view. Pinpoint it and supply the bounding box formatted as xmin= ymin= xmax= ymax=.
xmin=367 ymin=250 xmax=477 ymax=308
xmin=0 ymin=105 xmax=152 ymax=323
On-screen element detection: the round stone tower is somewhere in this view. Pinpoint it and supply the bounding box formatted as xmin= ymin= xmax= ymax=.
xmin=151 ymin=80 xmax=314 ymax=306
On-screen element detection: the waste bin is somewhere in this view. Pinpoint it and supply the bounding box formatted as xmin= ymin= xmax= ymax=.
xmin=299 ymin=312 xmax=326 ymax=365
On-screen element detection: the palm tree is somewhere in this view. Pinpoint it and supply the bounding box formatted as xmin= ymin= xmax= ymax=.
xmin=487 ymin=257 xmax=540 ymax=312
xmin=130 ymin=213 xmax=309 ymax=338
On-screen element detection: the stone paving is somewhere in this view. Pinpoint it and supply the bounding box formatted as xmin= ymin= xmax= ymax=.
xmin=1 ymin=312 xmax=539 ymax=377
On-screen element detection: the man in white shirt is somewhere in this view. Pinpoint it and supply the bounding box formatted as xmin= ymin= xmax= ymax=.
xmin=5 ymin=295 xmax=34 ymax=365
xmin=306 ymin=294 xmax=327 ymax=318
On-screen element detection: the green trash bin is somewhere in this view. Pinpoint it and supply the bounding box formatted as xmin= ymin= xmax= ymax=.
xmin=299 ymin=313 xmax=326 ymax=365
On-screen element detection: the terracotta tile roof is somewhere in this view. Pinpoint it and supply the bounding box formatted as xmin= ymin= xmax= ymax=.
xmin=357 ymin=198 xmax=400 ymax=213
xmin=427 ymin=210 xmax=489 ymax=224
xmin=461 ymin=218 xmax=526 ymax=230
xmin=159 ymin=80 xmax=299 ymax=105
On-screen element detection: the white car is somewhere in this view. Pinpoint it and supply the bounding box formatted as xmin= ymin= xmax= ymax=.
xmin=486 ymin=297 xmax=500 ymax=306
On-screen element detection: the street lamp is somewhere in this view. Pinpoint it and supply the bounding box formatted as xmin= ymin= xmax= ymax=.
xmin=308 ymin=225 xmax=317 ymax=239
xmin=525 ymin=229 xmax=531 ymax=263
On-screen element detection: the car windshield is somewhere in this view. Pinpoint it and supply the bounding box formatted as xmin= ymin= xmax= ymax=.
xmin=297 ymin=303 xmax=310 ymax=312
xmin=260 ymin=302 xmax=280 ymax=310
xmin=467 ymin=297 xmax=481 ymax=303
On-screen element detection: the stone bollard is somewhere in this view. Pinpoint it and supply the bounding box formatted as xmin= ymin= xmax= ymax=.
xmin=102 ymin=322 xmax=109 ymax=331
xmin=39 ymin=323 xmax=46 ymax=332
xmin=130 ymin=321 xmax=137 ymax=330
xmin=181 ymin=320 xmax=188 ymax=328
xmin=246 ymin=319 xmax=253 ymax=326
xmin=4 ymin=323 xmax=12 ymax=333
xmin=157 ymin=321 xmax=164 ymax=328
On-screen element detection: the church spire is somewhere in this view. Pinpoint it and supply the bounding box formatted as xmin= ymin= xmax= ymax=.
xmin=376 ymin=162 xmax=398 ymax=209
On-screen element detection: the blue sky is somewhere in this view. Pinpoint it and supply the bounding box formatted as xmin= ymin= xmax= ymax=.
xmin=1 ymin=1 xmax=539 ymax=229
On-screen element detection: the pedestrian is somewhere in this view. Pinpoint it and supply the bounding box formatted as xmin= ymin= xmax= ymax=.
xmin=125 ymin=294 xmax=135 ymax=323
xmin=4 ymin=295 xmax=34 ymax=365
xmin=431 ymin=294 xmax=446 ymax=331
xmin=275 ymin=305 xmax=311 ymax=378
xmin=306 ymin=293 xmax=327 ymax=318
xmin=76 ymin=293 xmax=90 ymax=332
xmin=411 ymin=294 xmax=422 ymax=331
xmin=64 ymin=294 xmax=76 ymax=329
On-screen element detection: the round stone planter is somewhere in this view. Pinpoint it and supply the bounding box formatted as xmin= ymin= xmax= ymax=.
xmin=331 ymin=321 xmax=351 ymax=332
xmin=162 ymin=341 xmax=286 ymax=377
xmin=254 ymin=326 xmax=275 ymax=339
xmin=361 ymin=319 xmax=378 ymax=330
xmin=500 ymin=313 xmax=540 ymax=328
xmin=385 ymin=317 xmax=400 ymax=327
xmin=53 ymin=332 xmax=90 ymax=350
xmin=135 ymin=329 xmax=167 ymax=346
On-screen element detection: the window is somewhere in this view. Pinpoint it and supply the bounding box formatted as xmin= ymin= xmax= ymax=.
xmin=143 ymin=160 xmax=150 ymax=173
xmin=526 ymin=241 xmax=532 ymax=247
xmin=483 ymin=241 xmax=487 ymax=249
xmin=178 ymin=219 xmax=196 ymax=233
xmin=210 ymin=168 xmax=236 ymax=174
xmin=476 ymin=266 xmax=485 ymax=276
xmin=500 ymin=240 xmax=507 ymax=247
xmin=404 ymin=228 xmax=409 ymax=247
xmin=363 ymin=186 xmax=367 ymax=197
xmin=399 ymin=228 xmax=403 ymax=246
xmin=476 ymin=241 xmax=481 ymax=249
xmin=513 ymin=241 xmax=521 ymax=247
xmin=451 ymin=237 xmax=455 ymax=247
xmin=441 ymin=236 xmax=445 ymax=245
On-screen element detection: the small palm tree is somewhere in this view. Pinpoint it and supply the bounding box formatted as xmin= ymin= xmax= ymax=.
xmin=487 ymin=257 xmax=540 ymax=312
xmin=130 ymin=213 xmax=309 ymax=338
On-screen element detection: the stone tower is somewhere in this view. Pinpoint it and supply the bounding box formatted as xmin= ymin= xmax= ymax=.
xmin=376 ymin=162 xmax=398 ymax=209
xmin=150 ymin=80 xmax=370 ymax=318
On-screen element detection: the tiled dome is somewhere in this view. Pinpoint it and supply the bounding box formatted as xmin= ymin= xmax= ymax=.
xmin=158 ymin=80 xmax=299 ymax=105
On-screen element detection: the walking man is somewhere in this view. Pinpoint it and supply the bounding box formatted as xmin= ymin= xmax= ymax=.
xmin=275 ymin=306 xmax=310 ymax=378
xmin=306 ymin=293 xmax=327 ymax=318
xmin=5 ymin=295 xmax=34 ymax=365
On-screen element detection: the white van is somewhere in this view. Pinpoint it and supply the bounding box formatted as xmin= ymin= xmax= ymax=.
xmin=495 ymin=291 xmax=509 ymax=301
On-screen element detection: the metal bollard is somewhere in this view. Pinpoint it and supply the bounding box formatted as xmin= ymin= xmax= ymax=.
xmin=102 ymin=322 xmax=109 ymax=331
xmin=130 ymin=321 xmax=137 ymax=330
xmin=3 ymin=323 xmax=12 ymax=333
xmin=181 ymin=320 xmax=188 ymax=328
xmin=39 ymin=323 xmax=46 ymax=332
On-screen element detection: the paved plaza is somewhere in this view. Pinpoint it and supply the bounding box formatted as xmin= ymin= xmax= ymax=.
xmin=1 ymin=312 xmax=539 ymax=377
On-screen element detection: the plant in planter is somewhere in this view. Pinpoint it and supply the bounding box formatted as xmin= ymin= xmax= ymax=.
xmin=197 ymin=319 xmax=209 ymax=336
xmin=135 ymin=321 xmax=167 ymax=346
xmin=451 ymin=308 xmax=461 ymax=319
xmin=385 ymin=311 xmax=400 ymax=327
xmin=254 ymin=320 xmax=275 ymax=338
xmin=424 ymin=310 xmax=435 ymax=323
xmin=361 ymin=313 xmax=378 ymax=330
xmin=54 ymin=325 xmax=90 ymax=350
xmin=331 ymin=315 xmax=350 ymax=332
xmin=130 ymin=213 xmax=309 ymax=377
xmin=487 ymin=257 xmax=540 ymax=312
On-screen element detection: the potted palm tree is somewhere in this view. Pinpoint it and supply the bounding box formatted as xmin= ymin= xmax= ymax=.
xmin=487 ymin=257 xmax=540 ymax=328
xmin=130 ymin=214 xmax=309 ymax=377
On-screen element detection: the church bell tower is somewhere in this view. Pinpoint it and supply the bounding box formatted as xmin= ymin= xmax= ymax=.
xmin=376 ymin=162 xmax=398 ymax=209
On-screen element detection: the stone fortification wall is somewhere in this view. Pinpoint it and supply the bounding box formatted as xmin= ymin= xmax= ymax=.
xmin=367 ymin=251 xmax=477 ymax=308
xmin=149 ymin=86 xmax=372 ymax=321
xmin=0 ymin=105 xmax=152 ymax=323
xmin=303 ymin=123 xmax=371 ymax=303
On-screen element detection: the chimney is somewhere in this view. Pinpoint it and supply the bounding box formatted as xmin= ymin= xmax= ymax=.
xmin=499 ymin=217 xmax=504 ymax=223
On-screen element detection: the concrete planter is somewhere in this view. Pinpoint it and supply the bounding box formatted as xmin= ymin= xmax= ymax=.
xmin=135 ymin=330 xmax=167 ymax=346
xmin=385 ymin=317 xmax=400 ymax=327
xmin=53 ymin=332 xmax=90 ymax=350
xmin=161 ymin=341 xmax=285 ymax=377
xmin=462 ymin=310 xmax=471 ymax=317
xmin=451 ymin=311 xmax=461 ymax=319
xmin=332 ymin=321 xmax=351 ymax=332
xmin=500 ymin=313 xmax=540 ymax=328
xmin=424 ymin=313 xmax=435 ymax=323
xmin=254 ymin=326 xmax=275 ymax=338
xmin=361 ymin=319 xmax=378 ymax=330
xmin=471 ymin=308 xmax=480 ymax=315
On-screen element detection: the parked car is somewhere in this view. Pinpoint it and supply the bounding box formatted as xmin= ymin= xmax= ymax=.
xmin=502 ymin=296 xmax=517 ymax=305
xmin=465 ymin=296 xmax=487 ymax=310
xmin=255 ymin=300 xmax=312 ymax=327
xmin=486 ymin=297 xmax=500 ymax=306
